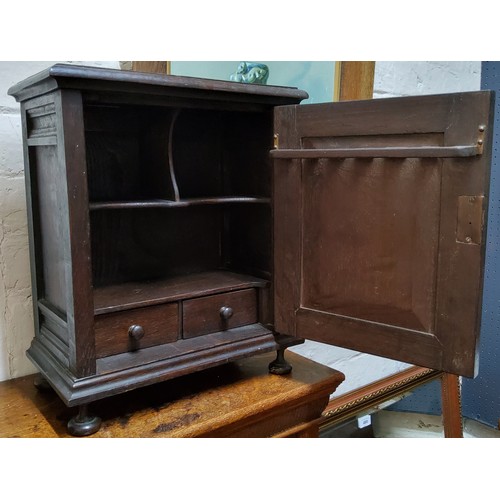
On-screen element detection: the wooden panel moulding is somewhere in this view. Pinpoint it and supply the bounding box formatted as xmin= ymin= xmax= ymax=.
xmin=26 ymin=102 xmax=57 ymax=139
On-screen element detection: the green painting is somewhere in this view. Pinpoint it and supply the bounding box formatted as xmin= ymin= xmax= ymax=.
xmin=170 ymin=61 xmax=335 ymax=104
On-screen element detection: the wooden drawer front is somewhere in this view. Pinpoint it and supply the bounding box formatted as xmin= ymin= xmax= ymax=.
xmin=95 ymin=303 xmax=179 ymax=358
xmin=183 ymin=289 xmax=257 ymax=339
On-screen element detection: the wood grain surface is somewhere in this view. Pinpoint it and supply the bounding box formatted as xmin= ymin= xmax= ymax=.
xmin=0 ymin=351 xmax=344 ymax=438
xmin=337 ymin=61 xmax=375 ymax=101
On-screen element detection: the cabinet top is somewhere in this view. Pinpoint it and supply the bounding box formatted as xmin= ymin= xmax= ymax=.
xmin=8 ymin=63 xmax=309 ymax=105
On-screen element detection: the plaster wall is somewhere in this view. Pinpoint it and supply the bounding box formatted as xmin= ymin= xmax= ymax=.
xmin=373 ymin=61 xmax=480 ymax=98
xmin=0 ymin=61 xmax=481 ymax=395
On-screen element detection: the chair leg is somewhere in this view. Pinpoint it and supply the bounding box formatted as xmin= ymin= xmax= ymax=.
xmin=441 ymin=373 xmax=463 ymax=438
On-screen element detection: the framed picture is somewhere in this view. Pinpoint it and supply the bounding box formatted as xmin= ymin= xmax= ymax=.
xmin=169 ymin=61 xmax=337 ymax=103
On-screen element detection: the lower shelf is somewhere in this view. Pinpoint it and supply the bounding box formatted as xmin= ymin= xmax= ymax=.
xmin=93 ymin=270 xmax=269 ymax=315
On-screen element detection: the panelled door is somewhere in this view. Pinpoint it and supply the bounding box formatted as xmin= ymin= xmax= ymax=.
xmin=272 ymin=91 xmax=494 ymax=377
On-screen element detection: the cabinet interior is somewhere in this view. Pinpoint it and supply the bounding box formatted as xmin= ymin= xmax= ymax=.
xmin=84 ymin=102 xmax=273 ymax=311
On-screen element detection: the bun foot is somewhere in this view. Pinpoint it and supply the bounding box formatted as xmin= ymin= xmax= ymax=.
xmin=269 ymin=348 xmax=292 ymax=375
xmin=33 ymin=373 xmax=53 ymax=392
xmin=67 ymin=405 xmax=102 ymax=436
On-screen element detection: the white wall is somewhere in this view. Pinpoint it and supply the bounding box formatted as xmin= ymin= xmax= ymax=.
xmin=0 ymin=61 xmax=481 ymax=392
xmin=373 ymin=61 xmax=480 ymax=98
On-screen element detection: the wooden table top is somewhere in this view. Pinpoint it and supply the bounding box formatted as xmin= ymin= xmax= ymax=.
xmin=0 ymin=351 xmax=344 ymax=438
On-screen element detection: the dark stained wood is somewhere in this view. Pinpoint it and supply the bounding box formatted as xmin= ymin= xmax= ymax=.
xmin=273 ymin=105 xmax=301 ymax=337
xmin=8 ymin=64 xmax=492 ymax=423
xmin=95 ymin=326 xmax=297 ymax=376
xmin=26 ymin=136 xmax=58 ymax=146
xmin=90 ymin=206 xmax=224 ymax=288
xmin=441 ymin=373 xmax=463 ymax=438
xmin=19 ymin=101 xmax=43 ymax=343
xmin=94 ymin=271 xmax=268 ymax=315
xmin=28 ymin=324 xmax=302 ymax=406
xmin=29 ymin=144 xmax=68 ymax=313
xmin=224 ymin=204 xmax=273 ymax=279
xmin=8 ymin=64 xmax=306 ymax=415
xmin=84 ymin=92 xmax=290 ymax=114
xmin=183 ymin=289 xmax=257 ymax=338
xmin=95 ymin=303 xmax=179 ymax=358
xmin=89 ymin=196 xmax=270 ymax=210
xmin=0 ymin=352 xmax=344 ymax=438
xmin=302 ymin=156 xmax=441 ymax=334
xmin=38 ymin=299 xmax=67 ymax=329
xmin=296 ymin=309 xmax=443 ymax=369
xmin=23 ymin=92 xmax=87 ymax=376
xmin=8 ymin=64 xmax=309 ymax=106
xmin=434 ymin=93 xmax=494 ymax=376
xmin=84 ymin=105 xmax=178 ymax=202
xmin=295 ymin=92 xmax=482 ymax=138
xmin=270 ymin=145 xmax=480 ymax=158
xmin=273 ymin=91 xmax=494 ymax=377
xmin=172 ymin=109 xmax=224 ymax=198
xmin=56 ymin=89 xmax=95 ymax=377
xmin=456 ymin=195 xmax=484 ymax=245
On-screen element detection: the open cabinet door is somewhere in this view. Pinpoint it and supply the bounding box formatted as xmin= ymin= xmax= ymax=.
xmin=272 ymin=91 xmax=494 ymax=377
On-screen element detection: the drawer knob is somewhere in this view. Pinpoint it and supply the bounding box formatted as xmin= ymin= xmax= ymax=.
xmin=128 ymin=324 xmax=145 ymax=341
xmin=220 ymin=306 xmax=234 ymax=320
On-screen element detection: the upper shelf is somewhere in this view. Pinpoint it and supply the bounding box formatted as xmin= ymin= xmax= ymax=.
xmin=89 ymin=196 xmax=271 ymax=211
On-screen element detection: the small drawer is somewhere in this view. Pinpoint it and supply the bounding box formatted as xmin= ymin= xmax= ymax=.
xmin=95 ymin=303 xmax=179 ymax=358
xmin=182 ymin=289 xmax=257 ymax=339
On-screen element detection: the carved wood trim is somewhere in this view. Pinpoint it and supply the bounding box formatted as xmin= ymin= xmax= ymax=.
xmin=320 ymin=366 xmax=442 ymax=428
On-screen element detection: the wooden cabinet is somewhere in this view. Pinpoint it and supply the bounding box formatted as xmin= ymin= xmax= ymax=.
xmin=8 ymin=65 xmax=494 ymax=436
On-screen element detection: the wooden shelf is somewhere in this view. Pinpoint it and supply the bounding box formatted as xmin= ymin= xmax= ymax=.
xmin=89 ymin=196 xmax=270 ymax=211
xmin=93 ymin=270 xmax=269 ymax=315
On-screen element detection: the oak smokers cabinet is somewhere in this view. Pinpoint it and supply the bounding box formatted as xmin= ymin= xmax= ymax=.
xmin=9 ymin=65 xmax=494 ymax=436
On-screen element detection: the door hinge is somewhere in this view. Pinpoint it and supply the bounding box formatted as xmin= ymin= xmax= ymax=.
xmin=477 ymin=124 xmax=486 ymax=155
